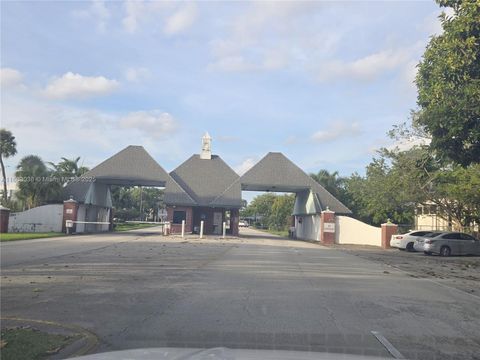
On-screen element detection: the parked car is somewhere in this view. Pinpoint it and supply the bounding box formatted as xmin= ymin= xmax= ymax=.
xmin=414 ymin=232 xmax=480 ymax=256
xmin=390 ymin=230 xmax=436 ymax=252
xmin=239 ymin=221 xmax=249 ymax=227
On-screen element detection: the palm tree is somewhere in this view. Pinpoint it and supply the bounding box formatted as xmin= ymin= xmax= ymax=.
xmin=310 ymin=169 xmax=343 ymax=198
xmin=0 ymin=129 xmax=17 ymax=203
xmin=48 ymin=157 xmax=89 ymax=187
xmin=15 ymin=155 xmax=61 ymax=209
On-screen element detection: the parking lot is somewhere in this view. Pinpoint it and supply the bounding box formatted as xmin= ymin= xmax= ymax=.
xmin=333 ymin=244 xmax=480 ymax=297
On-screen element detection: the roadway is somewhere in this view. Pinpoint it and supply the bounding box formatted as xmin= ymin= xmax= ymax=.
xmin=1 ymin=227 xmax=479 ymax=359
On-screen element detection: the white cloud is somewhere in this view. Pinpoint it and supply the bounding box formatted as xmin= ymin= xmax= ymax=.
xmin=234 ymin=157 xmax=258 ymax=175
xmin=43 ymin=72 xmax=119 ymax=100
xmin=0 ymin=68 xmax=24 ymax=87
xmin=164 ymin=2 xmax=197 ymax=36
xmin=1 ymin=94 xmax=184 ymax=173
xmin=90 ymin=0 xmax=111 ymax=32
xmin=122 ymin=0 xmax=145 ymax=33
xmin=317 ymin=48 xmax=411 ymax=82
xmin=122 ymin=0 xmax=175 ymax=34
xmin=311 ymin=121 xmax=361 ymax=143
xmin=125 ymin=67 xmax=150 ymax=82
xmin=120 ymin=111 xmax=177 ymax=139
xmin=208 ymin=2 xmax=328 ymax=73
xmin=387 ymin=137 xmax=431 ymax=152
xmin=72 ymin=0 xmax=111 ymax=32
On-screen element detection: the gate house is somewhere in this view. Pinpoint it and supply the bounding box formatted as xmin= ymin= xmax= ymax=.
xmin=64 ymin=133 xmax=352 ymax=240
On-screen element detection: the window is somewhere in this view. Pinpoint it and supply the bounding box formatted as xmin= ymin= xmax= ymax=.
xmin=411 ymin=231 xmax=429 ymax=236
xmin=442 ymin=233 xmax=461 ymax=240
xmin=460 ymin=233 xmax=475 ymax=240
xmin=173 ymin=211 xmax=186 ymax=224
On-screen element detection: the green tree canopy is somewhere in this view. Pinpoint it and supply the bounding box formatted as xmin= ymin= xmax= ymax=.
xmin=15 ymin=155 xmax=61 ymax=209
xmin=415 ymin=0 xmax=480 ymax=166
xmin=49 ymin=157 xmax=89 ymax=182
xmin=0 ymin=129 xmax=17 ymax=202
xmin=241 ymin=193 xmax=294 ymax=231
xmin=111 ymin=186 xmax=164 ymax=221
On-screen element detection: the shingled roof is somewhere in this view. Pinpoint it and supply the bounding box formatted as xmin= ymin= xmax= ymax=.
xmin=81 ymin=145 xmax=171 ymax=186
xmin=64 ymin=145 xmax=195 ymax=205
xmin=169 ymin=154 xmax=242 ymax=207
xmin=240 ymin=152 xmax=352 ymax=214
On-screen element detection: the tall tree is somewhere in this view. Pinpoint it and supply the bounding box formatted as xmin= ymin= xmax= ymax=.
xmin=268 ymin=194 xmax=295 ymax=231
xmin=110 ymin=186 xmax=164 ymax=221
xmin=310 ymin=169 xmax=350 ymax=206
xmin=415 ymin=0 xmax=480 ymax=166
xmin=15 ymin=155 xmax=61 ymax=209
xmin=49 ymin=157 xmax=89 ymax=184
xmin=0 ymin=129 xmax=17 ymax=203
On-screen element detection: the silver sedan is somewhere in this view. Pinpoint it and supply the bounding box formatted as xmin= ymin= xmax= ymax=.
xmin=414 ymin=232 xmax=480 ymax=256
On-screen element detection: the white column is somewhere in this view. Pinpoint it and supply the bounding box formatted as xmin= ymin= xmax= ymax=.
xmin=200 ymin=220 xmax=204 ymax=239
xmin=222 ymin=221 xmax=226 ymax=238
xmin=181 ymin=220 xmax=185 ymax=238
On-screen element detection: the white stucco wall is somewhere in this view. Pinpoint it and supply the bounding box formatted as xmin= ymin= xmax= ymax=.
xmin=293 ymin=190 xmax=318 ymax=216
xmin=75 ymin=204 xmax=110 ymax=233
xmin=335 ymin=215 xmax=381 ymax=247
xmin=295 ymin=214 xmax=321 ymax=241
xmin=76 ymin=204 xmax=87 ymax=233
xmin=8 ymin=204 xmax=63 ymax=233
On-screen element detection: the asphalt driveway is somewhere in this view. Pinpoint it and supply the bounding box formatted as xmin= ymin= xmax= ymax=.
xmin=1 ymin=227 xmax=479 ymax=359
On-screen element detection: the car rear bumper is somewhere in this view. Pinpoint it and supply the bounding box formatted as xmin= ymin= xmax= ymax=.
xmin=413 ymin=243 xmax=424 ymax=252
xmin=390 ymin=239 xmax=404 ymax=249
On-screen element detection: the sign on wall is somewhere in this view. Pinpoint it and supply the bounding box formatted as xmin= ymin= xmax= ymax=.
xmin=324 ymin=223 xmax=335 ymax=233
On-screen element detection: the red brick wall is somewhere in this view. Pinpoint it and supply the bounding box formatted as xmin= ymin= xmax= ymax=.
xmin=62 ymin=200 xmax=79 ymax=233
xmin=320 ymin=210 xmax=335 ymax=245
xmin=0 ymin=207 xmax=10 ymax=233
xmin=167 ymin=206 xmax=193 ymax=234
xmin=381 ymin=223 xmax=398 ymax=249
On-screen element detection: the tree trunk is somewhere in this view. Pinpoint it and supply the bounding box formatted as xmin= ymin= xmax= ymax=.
xmin=0 ymin=155 xmax=7 ymax=203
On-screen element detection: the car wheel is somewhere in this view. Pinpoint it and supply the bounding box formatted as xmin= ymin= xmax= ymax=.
xmin=440 ymin=246 xmax=451 ymax=257
xmin=424 ymin=251 xmax=431 ymax=256
xmin=406 ymin=242 xmax=414 ymax=252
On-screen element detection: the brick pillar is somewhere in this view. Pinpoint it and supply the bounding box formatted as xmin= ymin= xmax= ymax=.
xmin=381 ymin=221 xmax=398 ymax=249
xmin=62 ymin=198 xmax=79 ymax=233
xmin=230 ymin=208 xmax=239 ymax=236
xmin=320 ymin=209 xmax=336 ymax=245
xmin=0 ymin=205 xmax=10 ymax=233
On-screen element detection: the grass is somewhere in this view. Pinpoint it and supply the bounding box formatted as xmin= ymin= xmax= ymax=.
xmin=114 ymin=222 xmax=160 ymax=232
xmin=255 ymin=228 xmax=289 ymax=238
xmin=0 ymin=328 xmax=76 ymax=360
xmin=0 ymin=232 xmax=65 ymax=242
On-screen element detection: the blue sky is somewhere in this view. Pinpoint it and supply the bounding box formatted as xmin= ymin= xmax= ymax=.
xmin=1 ymin=0 xmax=447 ymax=183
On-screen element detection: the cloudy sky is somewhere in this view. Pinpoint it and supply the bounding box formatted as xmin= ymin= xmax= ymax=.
xmin=1 ymin=0 xmax=448 ymax=182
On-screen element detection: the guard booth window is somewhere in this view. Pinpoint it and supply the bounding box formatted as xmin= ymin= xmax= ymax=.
xmin=173 ymin=211 xmax=186 ymax=224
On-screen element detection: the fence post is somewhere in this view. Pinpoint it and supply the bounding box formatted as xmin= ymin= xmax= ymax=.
xmin=0 ymin=205 xmax=10 ymax=233
xmin=181 ymin=220 xmax=185 ymax=238
xmin=200 ymin=220 xmax=204 ymax=239
xmin=222 ymin=221 xmax=226 ymax=239
xmin=381 ymin=220 xmax=398 ymax=249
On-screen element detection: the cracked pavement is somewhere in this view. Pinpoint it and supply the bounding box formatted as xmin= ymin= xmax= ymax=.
xmin=1 ymin=227 xmax=480 ymax=359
